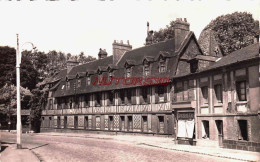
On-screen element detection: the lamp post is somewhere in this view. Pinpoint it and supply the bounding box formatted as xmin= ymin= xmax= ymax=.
xmin=16 ymin=34 xmax=35 ymax=149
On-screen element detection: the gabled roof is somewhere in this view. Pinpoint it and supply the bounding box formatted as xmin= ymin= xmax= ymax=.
xmin=66 ymin=75 xmax=75 ymax=80
xmin=76 ymin=72 xmax=86 ymax=78
xmin=125 ymin=59 xmax=136 ymax=66
xmin=117 ymin=39 xmax=175 ymax=67
xmin=142 ymin=56 xmax=155 ymax=63
xmin=97 ymin=66 xmax=108 ymax=73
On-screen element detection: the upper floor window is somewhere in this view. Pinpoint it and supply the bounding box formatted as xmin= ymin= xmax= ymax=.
xmin=236 ymin=81 xmax=246 ymax=101
xmin=141 ymin=87 xmax=149 ymax=103
xmin=214 ymin=84 xmax=223 ymax=103
xmin=95 ymin=93 xmax=101 ymax=106
xmin=108 ymin=91 xmax=114 ymax=106
xmin=201 ymin=86 xmax=208 ymax=104
xmin=159 ymin=58 xmax=166 ymax=73
xmin=158 ymin=85 xmax=165 ymax=102
xmin=120 ymin=90 xmax=125 ymax=105
xmin=190 ymin=60 xmax=198 ymax=73
xmin=126 ymin=67 xmax=131 ymax=78
xmin=109 ymin=72 xmax=113 ymax=79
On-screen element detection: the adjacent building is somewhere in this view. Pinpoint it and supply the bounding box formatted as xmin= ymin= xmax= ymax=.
xmin=41 ymin=18 xmax=260 ymax=152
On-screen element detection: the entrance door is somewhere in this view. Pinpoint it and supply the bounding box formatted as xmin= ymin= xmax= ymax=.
xmin=158 ymin=116 xmax=164 ymax=134
xmin=109 ymin=116 xmax=113 ymax=130
xmin=57 ymin=116 xmax=61 ymax=128
xmin=64 ymin=116 xmax=67 ymax=129
xmin=216 ymin=120 xmax=223 ymax=147
xmin=84 ymin=116 xmax=88 ymax=129
xmin=127 ymin=116 xmax=133 ymax=131
xmin=120 ymin=116 xmax=125 ymax=131
xmin=142 ymin=116 xmax=148 ymax=132
xmin=74 ymin=116 xmax=78 ymax=129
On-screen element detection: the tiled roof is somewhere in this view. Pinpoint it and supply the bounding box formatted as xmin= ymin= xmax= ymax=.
xmin=68 ymin=56 xmax=113 ymax=76
xmin=203 ymin=43 xmax=259 ymax=71
xmin=116 ymin=39 xmax=175 ymax=67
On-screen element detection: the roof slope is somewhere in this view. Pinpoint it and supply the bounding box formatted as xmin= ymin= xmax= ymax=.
xmin=117 ymin=39 xmax=175 ymax=67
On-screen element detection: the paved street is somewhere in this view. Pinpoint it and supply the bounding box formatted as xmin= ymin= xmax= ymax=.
xmin=1 ymin=132 xmax=244 ymax=162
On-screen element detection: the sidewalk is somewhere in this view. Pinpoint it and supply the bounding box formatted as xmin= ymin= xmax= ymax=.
xmin=1 ymin=143 xmax=39 ymax=162
xmin=38 ymin=132 xmax=260 ymax=162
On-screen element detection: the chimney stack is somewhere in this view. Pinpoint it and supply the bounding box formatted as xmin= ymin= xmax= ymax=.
xmin=66 ymin=59 xmax=79 ymax=73
xmin=98 ymin=48 xmax=108 ymax=59
xmin=112 ymin=40 xmax=132 ymax=65
xmin=173 ymin=18 xmax=190 ymax=51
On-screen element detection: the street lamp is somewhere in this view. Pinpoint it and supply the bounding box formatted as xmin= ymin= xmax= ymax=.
xmin=16 ymin=34 xmax=36 ymax=149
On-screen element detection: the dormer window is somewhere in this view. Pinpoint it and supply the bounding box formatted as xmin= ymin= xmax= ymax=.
xmin=109 ymin=71 xmax=113 ymax=79
xmin=77 ymin=79 xmax=81 ymax=88
xmin=66 ymin=81 xmax=70 ymax=90
xmin=126 ymin=67 xmax=131 ymax=78
xmin=86 ymin=76 xmax=91 ymax=86
xmin=159 ymin=58 xmax=166 ymax=73
xmin=190 ymin=60 xmax=198 ymax=73
xmin=143 ymin=60 xmax=150 ymax=76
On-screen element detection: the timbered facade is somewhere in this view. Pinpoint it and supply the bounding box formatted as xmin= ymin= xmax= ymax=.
xmin=40 ymin=18 xmax=260 ymax=151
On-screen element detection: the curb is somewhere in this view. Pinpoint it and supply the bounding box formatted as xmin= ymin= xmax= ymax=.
xmin=36 ymin=133 xmax=258 ymax=162
xmin=140 ymin=143 xmax=255 ymax=162
xmin=29 ymin=149 xmax=44 ymax=162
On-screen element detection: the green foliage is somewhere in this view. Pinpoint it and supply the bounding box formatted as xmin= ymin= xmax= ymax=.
xmin=205 ymin=12 xmax=258 ymax=55
xmin=153 ymin=22 xmax=175 ymax=43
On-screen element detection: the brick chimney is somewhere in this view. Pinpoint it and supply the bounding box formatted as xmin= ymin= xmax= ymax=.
xmin=67 ymin=59 xmax=79 ymax=73
xmin=173 ymin=18 xmax=190 ymax=51
xmin=112 ymin=40 xmax=132 ymax=65
xmin=98 ymin=48 xmax=108 ymax=59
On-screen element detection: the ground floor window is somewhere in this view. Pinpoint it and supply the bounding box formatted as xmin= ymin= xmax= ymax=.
xmin=57 ymin=116 xmax=61 ymax=128
xmin=202 ymin=120 xmax=210 ymax=139
xmin=64 ymin=116 xmax=67 ymax=129
xmin=238 ymin=120 xmax=248 ymax=141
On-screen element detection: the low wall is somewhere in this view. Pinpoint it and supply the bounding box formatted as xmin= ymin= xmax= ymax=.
xmin=223 ymin=139 xmax=260 ymax=152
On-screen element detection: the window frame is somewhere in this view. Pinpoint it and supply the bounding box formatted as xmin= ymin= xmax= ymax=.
xmin=236 ymin=80 xmax=247 ymax=102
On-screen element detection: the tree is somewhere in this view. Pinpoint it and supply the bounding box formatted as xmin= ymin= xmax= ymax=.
xmin=199 ymin=12 xmax=259 ymax=56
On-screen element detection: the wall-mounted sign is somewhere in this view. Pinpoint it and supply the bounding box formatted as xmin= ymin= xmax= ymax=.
xmin=177 ymin=112 xmax=194 ymax=120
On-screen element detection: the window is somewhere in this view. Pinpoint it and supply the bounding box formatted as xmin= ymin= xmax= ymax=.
xmin=236 ymin=81 xmax=247 ymax=101
xmin=120 ymin=90 xmax=125 ymax=105
xmin=159 ymin=59 xmax=166 ymax=73
xmin=77 ymin=79 xmax=81 ymax=88
xmin=96 ymin=116 xmax=101 ymax=129
xmin=86 ymin=76 xmax=91 ymax=86
xmin=190 ymin=61 xmax=198 ymax=73
xmin=214 ymin=84 xmax=223 ymax=103
xmin=108 ymin=91 xmax=114 ymax=106
xmin=202 ymin=120 xmax=210 ymax=139
xmin=61 ymin=85 xmax=65 ymax=90
xmin=66 ymin=81 xmax=70 ymax=90
xmin=201 ymin=86 xmax=208 ymax=104
xmin=143 ymin=63 xmax=150 ymax=76
xmin=126 ymin=67 xmax=131 ymax=78
xmin=109 ymin=72 xmax=113 ymax=79
xmin=141 ymin=87 xmax=148 ymax=103
xmin=85 ymin=95 xmax=90 ymax=107
xmin=126 ymin=89 xmax=132 ymax=105
xmin=238 ymin=120 xmax=248 ymax=141
xmin=95 ymin=93 xmax=101 ymax=106
xmin=158 ymin=85 xmax=165 ymax=102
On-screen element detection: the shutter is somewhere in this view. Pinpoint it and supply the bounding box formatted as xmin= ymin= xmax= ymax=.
xmin=164 ymin=86 xmax=167 ymax=102
xmin=147 ymin=87 xmax=151 ymax=104
xmin=155 ymin=86 xmax=159 ymax=103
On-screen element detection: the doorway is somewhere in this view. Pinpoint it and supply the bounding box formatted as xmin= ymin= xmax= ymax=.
xmin=215 ymin=120 xmax=223 ymax=147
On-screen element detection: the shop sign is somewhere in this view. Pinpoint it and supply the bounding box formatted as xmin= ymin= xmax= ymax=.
xmin=177 ymin=112 xmax=194 ymax=120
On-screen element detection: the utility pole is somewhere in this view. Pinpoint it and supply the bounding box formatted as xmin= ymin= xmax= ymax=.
xmin=16 ymin=34 xmax=22 ymax=149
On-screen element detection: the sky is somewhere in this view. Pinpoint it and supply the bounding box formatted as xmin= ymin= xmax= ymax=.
xmin=0 ymin=0 xmax=259 ymax=58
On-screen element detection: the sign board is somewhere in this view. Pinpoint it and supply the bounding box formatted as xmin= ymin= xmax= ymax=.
xmin=177 ymin=112 xmax=194 ymax=120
